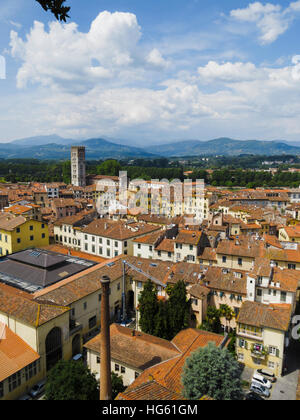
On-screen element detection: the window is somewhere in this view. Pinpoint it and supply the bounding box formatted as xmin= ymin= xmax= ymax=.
xmin=92 ymin=245 xmax=95 ymax=253
xmin=99 ymin=238 xmax=103 ymax=244
xmin=83 ymin=302 xmax=87 ymax=310
xmin=138 ymin=244 xmax=141 ymax=249
xmin=189 ymin=245 xmax=193 ymax=251
xmin=97 ymin=357 xmax=100 ymax=364
xmin=288 ymin=264 xmax=296 ymax=270
xmin=107 ymin=239 xmax=110 ymax=245
xmin=281 ymin=292 xmax=287 ymax=302
xmin=89 ymin=316 xmax=97 ymax=329
xmin=98 ymin=294 xmax=102 ymax=302
xmin=16 ymin=227 xmax=20 ymax=233
xmin=268 ymin=361 xmax=275 ymax=369
xmin=117 ymin=283 xmax=121 ymax=291
xmin=158 ymin=251 xmax=161 ymax=257
xmin=124 ymin=241 xmax=128 ymax=248
xmin=85 ymin=244 xmax=88 ymax=251
xmin=42 ymin=224 xmax=45 ymax=229
xmin=42 ymin=233 xmax=45 ymax=239
xmin=137 ymin=282 xmax=142 ymax=289
xmin=121 ymin=366 xmax=126 ymax=374
xmin=149 ymin=246 xmax=153 ymax=252
xmin=30 ymin=235 xmax=34 ymax=241
xmin=29 ymin=225 xmax=33 ymax=231
xmin=25 ymin=361 xmax=40 ymax=381
xmin=238 ymin=258 xmax=243 ymax=266
xmin=222 ymin=256 xmax=227 ymax=263
xmin=269 ymin=346 xmax=278 ymax=357
xmin=239 ymin=339 xmax=246 ymax=349
xmin=257 ymin=289 xmax=262 ymax=297
xmin=238 ymin=353 xmax=244 ymax=361
xmin=17 ymin=238 xmax=21 ymax=244
xmin=135 ymin=372 xmax=139 ymax=379
xmin=92 ymin=236 xmax=95 ymax=242
xmin=8 ymin=372 xmax=21 ymax=392
xmin=115 ymin=364 xmax=120 ymax=372
xmin=107 ymin=249 xmax=111 ymax=257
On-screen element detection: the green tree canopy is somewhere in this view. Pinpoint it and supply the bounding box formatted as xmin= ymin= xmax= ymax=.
xmin=36 ymin=0 xmax=70 ymax=21
xmin=45 ymin=360 xmax=99 ymax=400
xmin=111 ymin=372 xmax=126 ymax=400
xmin=167 ymin=280 xmax=191 ymax=339
xmin=182 ymin=342 xmax=243 ymax=400
xmin=138 ymin=280 xmax=159 ymax=336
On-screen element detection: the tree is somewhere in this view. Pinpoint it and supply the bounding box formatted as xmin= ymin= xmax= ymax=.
xmin=200 ymin=306 xmax=222 ymax=333
xmin=153 ymin=300 xmax=169 ymax=340
xmin=219 ymin=304 xmax=235 ymax=330
xmin=167 ymin=280 xmax=191 ymax=339
xmin=45 ymin=360 xmax=99 ymax=400
xmin=111 ymin=372 xmax=126 ymax=400
xmin=138 ymin=280 xmax=159 ymax=335
xmin=182 ymin=342 xmax=243 ymax=400
xmin=36 ymin=0 xmax=70 ymax=21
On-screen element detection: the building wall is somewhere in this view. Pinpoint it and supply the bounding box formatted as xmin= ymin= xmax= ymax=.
xmin=0 ymin=220 xmax=49 ymax=256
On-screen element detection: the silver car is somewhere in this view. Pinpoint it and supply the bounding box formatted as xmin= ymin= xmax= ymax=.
xmin=250 ymin=382 xmax=270 ymax=398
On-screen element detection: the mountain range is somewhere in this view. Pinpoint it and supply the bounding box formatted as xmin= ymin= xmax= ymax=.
xmin=0 ymin=135 xmax=299 ymax=160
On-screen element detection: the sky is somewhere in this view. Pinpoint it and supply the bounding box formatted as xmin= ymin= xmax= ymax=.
xmin=1 ymin=0 xmax=300 ymax=145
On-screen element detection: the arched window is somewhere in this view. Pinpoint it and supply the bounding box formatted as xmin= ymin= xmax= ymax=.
xmin=45 ymin=327 xmax=62 ymax=371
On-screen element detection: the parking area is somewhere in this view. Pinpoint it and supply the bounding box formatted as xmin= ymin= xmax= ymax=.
xmin=240 ymin=340 xmax=300 ymax=400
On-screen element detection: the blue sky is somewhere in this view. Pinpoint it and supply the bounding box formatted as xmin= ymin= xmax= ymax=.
xmin=1 ymin=0 xmax=300 ymax=144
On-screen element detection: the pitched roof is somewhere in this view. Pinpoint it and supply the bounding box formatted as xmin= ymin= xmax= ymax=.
xmin=0 ymin=285 xmax=69 ymax=327
xmin=237 ymin=301 xmax=292 ymax=331
xmin=202 ymin=267 xmax=247 ymax=295
xmin=0 ymin=323 xmax=40 ymax=382
xmin=119 ymin=328 xmax=225 ymax=399
xmin=0 ymin=214 xmax=26 ymax=231
xmin=116 ymin=380 xmax=183 ymax=400
xmin=84 ymin=324 xmax=180 ymax=371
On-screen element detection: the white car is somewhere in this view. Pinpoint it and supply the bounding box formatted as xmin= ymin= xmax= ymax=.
xmin=252 ymin=373 xmax=272 ymax=389
xmin=250 ymin=383 xmax=270 ymax=398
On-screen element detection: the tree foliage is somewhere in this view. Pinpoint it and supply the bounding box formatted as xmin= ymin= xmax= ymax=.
xmin=45 ymin=360 xmax=99 ymax=400
xmin=167 ymin=281 xmax=191 ymax=338
xmin=111 ymin=372 xmax=126 ymax=400
xmin=182 ymin=342 xmax=243 ymax=400
xmin=138 ymin=280 xmax=159 ymax=336
xmin=139 ymin=280 xmax=191 ymax=340
xmin=36 ymin=0 xmax=70 ymax=21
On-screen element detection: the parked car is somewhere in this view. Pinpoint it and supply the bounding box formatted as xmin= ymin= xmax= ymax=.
xmin=250 ymin=383 xmax=270 ymax=398
xmin=256 ymin=369 xmax=277 ymax=383
xmin=72 ymin=353 xmax=83 ymax=362
xmin=245 ymin=392 xmax=265 ymax=401
xmin=29 ymin=380 xmax=46 ymax=398
xmin=252 ymin=373 xmax=272 ymax=389
xmin=18 ymin=393 xmax=32 ymax=400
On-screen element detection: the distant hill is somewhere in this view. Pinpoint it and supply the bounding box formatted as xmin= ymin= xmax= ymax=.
xmin=0 ymin=135 xmax=299 ymax=160
xmin=0 ymin=136 xmax=157 ymax=160
xmin=143 ymin=137 xmax=300 ymax=157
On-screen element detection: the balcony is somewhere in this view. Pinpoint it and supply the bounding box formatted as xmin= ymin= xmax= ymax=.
xmin=250 ymin=344 xmax=268 ymax=360
xmin=69 ymin=319 xmax=83 ymax=337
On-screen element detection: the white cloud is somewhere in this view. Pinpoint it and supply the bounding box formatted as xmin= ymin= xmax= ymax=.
xmin=197 ymin=61 xmax=263 ymax=83
xmin=10 ymin=11 xmax=167 ymax=92
xmin=230 ymin=1 xmax=300 ymax=44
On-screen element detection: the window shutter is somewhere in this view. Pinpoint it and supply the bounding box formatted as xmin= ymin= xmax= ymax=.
xmin=276 ymin=349 xmax=280 ymax=358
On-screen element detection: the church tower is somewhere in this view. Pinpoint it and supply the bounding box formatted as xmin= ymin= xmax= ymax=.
xmin=71 ymin=146 xmax=86 ymax=187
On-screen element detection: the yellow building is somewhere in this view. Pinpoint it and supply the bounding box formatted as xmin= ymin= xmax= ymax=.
xmin=236 ymin=301 xmax=292 ymax=377
xmin=0 ymin=214 xmax=49 ymax=256
xmin=278 ymin=226 xmax=300 ymax=243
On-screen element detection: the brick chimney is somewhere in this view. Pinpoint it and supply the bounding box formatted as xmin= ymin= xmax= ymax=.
xmin=100 ymin=275 xmax=112 ymax=400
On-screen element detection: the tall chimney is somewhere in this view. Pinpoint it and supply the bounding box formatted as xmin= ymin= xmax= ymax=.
xmin=100 ymin=275 xmax=112 ymax=400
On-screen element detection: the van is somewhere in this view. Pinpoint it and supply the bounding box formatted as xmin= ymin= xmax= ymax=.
xmin=252 ymin=373 xmax=272 ymax=389
xmin=256 ymin=368 xmax=276 ymax=383
xmin=250 ymin=383 xmax=270 ymax=398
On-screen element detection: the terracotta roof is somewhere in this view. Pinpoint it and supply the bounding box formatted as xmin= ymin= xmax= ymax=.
xmin=121 ymin=328 xmax=225 ymax=398
xmin=0 ymin=214 xmax=26 ymax=231
xmin=82 ymin=219 xmax=162 ymax=241
xmin=4 ymin=205 xmax=33 ymax=215
xmin=175 ymin=230 xmax=201 ymax=245
xmin=84 ymin=324 xmax=180 ymax=371
xmin=216 ymin=237 xmax=264 ymax=258
xmin=203 ymin=267 xmax=247 ymax=295
xmin=0 ymin=323 xmax=40 ymax=382
xmin=116 ymin=380 xmax=183 ymax=400
xmin=0 ymin=284 xmax=69 ymax=327
xmin=132 ymin=231 xmax=163 ymax=245
xmin=237 ymin=301 xmax=292 ymax=331
xmin=155 ymin=238 xmax=175 ymax=253
xmin=188 ymin=284 xmax=210 ymax=299
xmin=41 ymin=244 xmax=107 ymax=264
